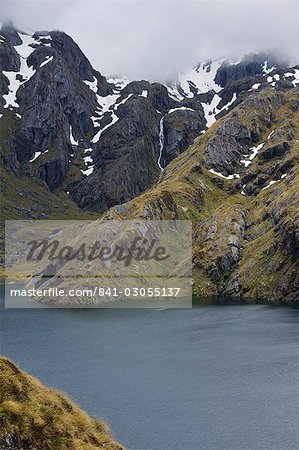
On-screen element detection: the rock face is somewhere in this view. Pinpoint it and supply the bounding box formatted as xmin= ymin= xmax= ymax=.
xmin=1 ymin=23 xmax=298 ymax=213
xmin=90 ymin=85 xmax=299 ymax=304
xmin=163 ymin=107 xmax=206 ymax=166
xmin=214 ymin=53 xmax=287 ymax=87
xmin=0 ymin=23 xmax=207 ymax=212
xmin=1 ymin=23 xmax=299 ymax=302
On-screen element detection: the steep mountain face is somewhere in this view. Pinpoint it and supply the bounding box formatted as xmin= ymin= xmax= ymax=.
xmin=99 ymin=87 xmax=299 ymax=303
xmin=0 ymin=22 xmax=206 ymax=212
xmin=1 ymin=22 xmax=298 ymax=302
xmin=0 ymin=357 xmax=123 ymax=450
xmin=1 ymin=22 xmax=298 ymax=214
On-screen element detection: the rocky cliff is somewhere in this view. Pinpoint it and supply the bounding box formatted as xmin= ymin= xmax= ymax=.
xmin=1 ymin=22 xmax=297 ymax=214
xmin=1 ymin=22 xmax=298 ymax=302
xmin=99 ymin=87 xmax=299 ymax=303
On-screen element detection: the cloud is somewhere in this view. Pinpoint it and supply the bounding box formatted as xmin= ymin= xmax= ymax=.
xmin=1 ymin=0 xmax=298 ymax=81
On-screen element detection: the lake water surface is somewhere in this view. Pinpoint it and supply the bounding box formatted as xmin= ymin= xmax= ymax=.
xmin=1 ymin=290 xmax=298 ymax=450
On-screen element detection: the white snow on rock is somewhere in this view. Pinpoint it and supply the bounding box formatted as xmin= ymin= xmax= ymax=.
xmin=267 ymin=130 xmax=275 ymax=140
xmin=166 ymin=59 xmax=224 ymax=101
xmin=2 ymin=33 xmax=37 ymax=108
xmin=262 ymin=173 xmax=287 ymax=191
xmin=70 ymin=126 xmax=78 ymax=146
xmin=89 ymin=85 xmax=129 ymax=142
xmin=240 ymin=158 xmax=251 ymax=168
xmin=92 ymin=112 xmax=119 ymax=143
xmin=96 ymin=93 xmax=120 ymax=115
xmin=249 ymin=83 xmax=261 ymax=91
xmin=81 ymin=147 xmax=95 ymax=176
xmin=249 ymin=142 xmax=264 ymax=160
xmin=262 ymin=61 xmax=275 ymax=75
xmin=179 ymin=60 xmax=224 ymax=95
xmin=262 ymin=180 xmax=278 ymax=190
xmin=201 ymin=92 xmax=237 ymax=127
xmin=201 ymin=94 xmax=221 ymax=127
xmin=140 ymin=90 xmax=148 ymax=97
xmin=240 ymin=142 xmax=264 ymax=167
xmin=283 ymin=69 xmax=299 ymax=86
xmin=83 ymin=76 xmax=98 ymax=93
xmin=81 ymin=165 xmax=95 ymax=176
xmin=40 ymin=55 xmax=53 ymax=68
xmin=29 ymin=151 xmax=41 ymax=162
xmin=115 ymin=93 xmax=134 ymax=110
xmin=283 ymin=69 xmax=299 ymax=85
xmin=291 ymin=69 xmax=299 ymax=86
xmin=209 ymin=169 xmax=240 ymax=180
xmin=91 ymin=89 xmax=136 ymax=143
xmin=83 ymin=155 xmax=93 ymax=164
xmin=219 ymin=93 xmax=237 ymax=112
xmin=168 ymin=106 xmax=195 ymax=114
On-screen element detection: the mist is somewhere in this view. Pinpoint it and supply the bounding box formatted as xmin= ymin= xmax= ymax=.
xmin=0 ymin=0 xmax=298 ymax=81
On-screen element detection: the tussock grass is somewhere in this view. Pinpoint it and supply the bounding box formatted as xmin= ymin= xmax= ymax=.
xmin=0 ymin=357 xmax=124 ymax=450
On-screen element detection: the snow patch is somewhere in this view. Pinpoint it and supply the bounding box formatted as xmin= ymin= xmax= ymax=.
xmin=241 ymin=185 xmax=247 ymax=196
xmin=115 ymin=93 xmax=134 ymax=109
xmin=180 ymin=59 xmax=224 ymax=95
xmin=2 ymin=33 xmax=37 ymax=108
xmin=83 ymin=76 xmax=98 ymax=93
xmin=168 ymin=106 xmax=195 ymax=114
xmin=262 ymin=61 xmax=275 ymax=75
xmin=40 ymin=55 xmax=53 ymax=68
xmin=267 ymin=130 xmax=274 ymax=140
xmin=83 ymin=155 xmax=93 ymax=164
xmin=92 ymin=112 xmax=119 ymax=143
xmin=29 ymin=151 xmax=41 ymax=163
xmin=70 ymin=126 xmax=78 ymax=146
xmin=262 ymin=180 xmax=278 ymax=190
xmin=249 ymin=83 xmax=261 ymax=91
xmin=81 ymin=165 xmax=95 ymax=176
xmin=201 ymin=92 xmax=236 ymax=128
xmin=209 ymin=169 xmax=240 ymax=180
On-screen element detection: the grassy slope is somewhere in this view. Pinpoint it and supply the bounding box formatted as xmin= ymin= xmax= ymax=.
xmin=0 ymin=357 xmax=123 ymax=450
xmin=1 ymin=89 xmax=298 ymax=301
xmin=101 ymin=88 xmax=299 ymax=301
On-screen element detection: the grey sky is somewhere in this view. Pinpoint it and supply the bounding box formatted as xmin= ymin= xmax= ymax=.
xmin=1 ymin=0 xmax=298 ymax=81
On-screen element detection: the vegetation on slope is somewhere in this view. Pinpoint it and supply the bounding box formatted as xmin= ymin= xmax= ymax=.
xmin=0 ymin=357 xmax=123 ymax=450
xmin=102 ymin=88 xmax=299 ymax=302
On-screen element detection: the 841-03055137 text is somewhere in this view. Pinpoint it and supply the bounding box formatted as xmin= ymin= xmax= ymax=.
xmin=9 ymin=287 xmax=182 ymax=299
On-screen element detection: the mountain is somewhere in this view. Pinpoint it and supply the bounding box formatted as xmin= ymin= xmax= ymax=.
xmin=1 ymin=22 xmax=298 ymax=302
xmin=0 ymin=357 xmax=123 ymax=450
xmin=1 ymin=22 xmax=298 ymax=213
